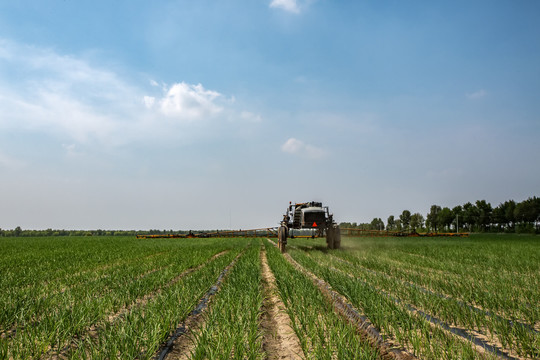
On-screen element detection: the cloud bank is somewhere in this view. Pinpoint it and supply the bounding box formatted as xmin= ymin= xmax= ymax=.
xmin=145 ymin=82 xmax=223 ymax=120
xmin=269 ymin=0 xmax=301 ymax=13
xmin=0 ymin=39 xmax=254 ymax=146
xmin=281 ymin=137 xmax=325 ymax=159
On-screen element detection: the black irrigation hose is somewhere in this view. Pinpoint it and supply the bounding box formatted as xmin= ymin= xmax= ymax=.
xmin=155 ymin=251 xmax=244 ymax=360
xmin=281 ymin=251 xmax=414 ymax=360
xmin=324 ymin=263 xmax=520 ymax=360
xmin=329 ymin=253 xmax=539 ymax=334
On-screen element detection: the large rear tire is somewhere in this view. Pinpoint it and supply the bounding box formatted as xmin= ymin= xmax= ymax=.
xmin=333 ymin=224 xmax=341 ymax=249
xmin=278 ymin=226 xmax=287 ymax=253
xmin=326 ymin=227 xmax=335 ymax=249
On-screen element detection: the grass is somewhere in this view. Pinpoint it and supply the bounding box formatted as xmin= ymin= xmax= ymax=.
xmin=1 ymin=233 xmax=537 ymax=359
xmin=264 ymin=240 xmax=380 ymax=360
xmin=189 ymin=239 xmax=264 ymax=360
xmin=287 ymin=233 xmax=539 ymax=359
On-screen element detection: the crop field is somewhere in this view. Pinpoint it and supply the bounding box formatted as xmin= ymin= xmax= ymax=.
xmin=0 ymin=234 xmax=538 ymax=359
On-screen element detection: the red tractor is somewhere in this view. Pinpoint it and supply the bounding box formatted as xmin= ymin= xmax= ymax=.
xmin=277 ymin=201 xmax=341 ymax=253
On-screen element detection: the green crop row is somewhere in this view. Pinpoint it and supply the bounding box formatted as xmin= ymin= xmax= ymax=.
xmin=76 ymin=247 xmax=243 ymax=360
xmin=332 ymin=245 xmax=538 ymax=326
xmin=264 ymin=240 xmax=380 ymax=360
xmin=303 ymin=248 xmax=539 ymax=358
xmin=0 ymin=236 xmax=249 ymax=359
xmin=287 ymin=234 xmax=539 ymax=359
xmin=289 ymin=235 xmax=539 ymax=329
xmin=286 ymin=246 xmax=484 ymax=359
xmin=187 ymin=239 xmax=264 ymax=359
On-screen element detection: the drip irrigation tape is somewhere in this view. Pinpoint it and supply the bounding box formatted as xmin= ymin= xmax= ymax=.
xmin=155 ymin=251 xmax=244 ymax=360
xmin=325 ymin=264 xmax=520 ymax=360
xmin=329 ymin=254 xmax=538 ymax=335
xmin=282 ymin=252 xmax=415 ymax=360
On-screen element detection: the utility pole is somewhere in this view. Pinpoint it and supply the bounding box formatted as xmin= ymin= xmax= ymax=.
xmin=456 ymin=215 xmax=459 ymax=233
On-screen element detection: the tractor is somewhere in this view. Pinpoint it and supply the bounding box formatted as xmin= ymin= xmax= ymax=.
xmin=277 ymin=201 xmax=341 ymax=253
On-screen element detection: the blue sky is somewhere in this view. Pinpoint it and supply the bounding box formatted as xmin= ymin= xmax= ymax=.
xmin=1 ymin=0 xmax=539 ymax=230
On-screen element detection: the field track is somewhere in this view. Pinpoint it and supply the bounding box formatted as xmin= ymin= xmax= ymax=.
xmin=259 ymin=246 xmax=303 ymax=360
xmin=0 ymin=234 xmax=538 ymax=359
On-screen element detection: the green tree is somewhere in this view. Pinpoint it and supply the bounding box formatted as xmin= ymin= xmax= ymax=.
xmin=426 ymin=205 xmax=441 ymax=232
xmin=387 ymin=215 xmax=395 ymax=231
xmin=504 ymin=200 xmax=517 ymax=230
xmin=476 ymin=200 xmax=493 ymax=232
xmin=410 ymin=213 xmax=424 ymax=232
xmin=14 ymin=226 xmax=22 ymax=237
xmin=370 ymin=218 xmax=384 ymax=231
xmin=514 ymin=196 xmax=540 ymax=223
xmin=451 ymin=205 xmax=463 ymax=232
xmin=400 ymin=210 xmax=411 ymax=231
xmin=462 ymin=202 xmax=478 ymax=231
xmin=492 ymin=201 xmax=516 ymax=231
xmin=437 ymin=207 xmax=453 ymax=231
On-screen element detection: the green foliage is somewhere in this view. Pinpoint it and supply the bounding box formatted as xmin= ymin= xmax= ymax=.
xmin=426 ymin=205 xmax=441 ymax=232
xmin=265 ymin=240 xmax=379 ymax=359
xmin=400 ymin=210 xmax=411 ymax=231
xmin=287 ymin=234 xmax=540 ymax=358
xmin=386 ymin=215 xmax=395 ymax=231
xmin=0 ymin=236 xmax=247 ymax=359
xmin=409 ymin=212 xmax=424 ymax=231
xmin=189 ymin=242 xmax=263 ymax=360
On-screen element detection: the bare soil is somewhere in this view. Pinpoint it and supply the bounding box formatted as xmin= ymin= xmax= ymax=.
xmin=260 ymin=246 xmax=304 ymax=360
xmin=48 ymin=250 xmax=230 ymax=359
xmin=281 ymin=251 xmax=416 ymax=360
xmin=163 ymin=251 xmax=243 ymax=360
xmin=323 ymin=257 xmax=527 ymax=360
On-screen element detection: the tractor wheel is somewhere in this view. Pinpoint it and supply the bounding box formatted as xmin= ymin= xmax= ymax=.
xmin=278 ymin=226 xmax=287 ymax=253
xmin=326 ymin=227 xmax=335 ymax=249
xmin=333 ymin=224 xmax=341 ymax=249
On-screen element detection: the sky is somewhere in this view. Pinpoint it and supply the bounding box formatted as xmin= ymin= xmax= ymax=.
xmin=0 ymin=0 xmax=539 ymax=230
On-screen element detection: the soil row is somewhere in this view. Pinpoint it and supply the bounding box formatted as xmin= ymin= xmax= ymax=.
xmin=47 ymin=250 xmax=230 ymax=359
xmin=259 ymin=245 xmax=304 ymax=360
xmin=266 ymin=238 xmax=415 ymax=360
xmin=156 ymin=250 xmax=244 ymax=360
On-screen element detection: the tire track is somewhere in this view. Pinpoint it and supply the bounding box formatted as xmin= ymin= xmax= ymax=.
xmin=316 ymin=258 xmax=521 ymax=360
xmin=46 ymin=250 xmax=230 ymax=360
xmin=260 ymin=245 xmax=304 ymax=360
xmin=326 ymin=253 xmax=539 ymax=335
xmin=155 ymin=250 xmax=245 ymax=360
xmin=266 ymin=239 xmax=415 ymax=360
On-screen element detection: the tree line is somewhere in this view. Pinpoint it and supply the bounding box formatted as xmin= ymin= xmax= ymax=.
xmin=0 ymin=228 xmax=194 ymax=237
xmin=340 ymin=196 xmax=540 ymax=234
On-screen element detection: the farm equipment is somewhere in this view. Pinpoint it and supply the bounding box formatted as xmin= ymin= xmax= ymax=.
xmin=277 ymin=201 xmax=341 ymax=253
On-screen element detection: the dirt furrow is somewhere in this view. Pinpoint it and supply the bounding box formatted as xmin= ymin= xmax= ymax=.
xmin=260 ymin=246 xmax=304 ymax=360
xmin=46 ymin=250 xmax=230 ymax=360
xmin=108 ymin=250 xmax=229 ymax=325
xmin=156 ymin=250 xmax=244 ymax=360
xmin=324 ymin=262 xmax=523 ymax=360
xmin=325 ymin=253 xmax=538 ymax=335
xmin=266 ymin=239 xmax=415 ymax=360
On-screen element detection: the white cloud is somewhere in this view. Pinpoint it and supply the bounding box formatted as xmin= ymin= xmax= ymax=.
xmin=270 ymin=0 xmax=300 ymax=13
xmin=0 ymin=39 xmax=255 ymax=146
xmin=143 ymin=95 xmax=156 ymax=108
xmin=240 ymin=111 xmax=262 ymax=123
xmin=61 ymin=143 xmax=84 ymax=157
xmin=158 ymin=82 xmax=223 ymax=120
xmin=466 ymin=89 xmax=487 ymax=99
xmin=281 ymin=137 xmax=325 ymax=159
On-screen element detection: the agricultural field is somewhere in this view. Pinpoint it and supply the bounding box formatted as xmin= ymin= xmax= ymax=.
xmin=0 ymin=234 xmax=538 ymax=359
